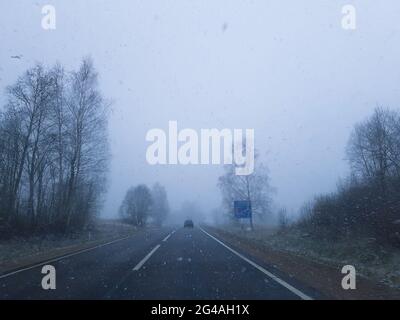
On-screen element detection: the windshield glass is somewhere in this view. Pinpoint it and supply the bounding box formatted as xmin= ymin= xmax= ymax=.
xmin=0 ymin=1 xmax=399 ymax=308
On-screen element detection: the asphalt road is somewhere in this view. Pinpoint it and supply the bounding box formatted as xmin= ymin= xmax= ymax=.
xmin=0 ymin=226 xmax=319 ymax=299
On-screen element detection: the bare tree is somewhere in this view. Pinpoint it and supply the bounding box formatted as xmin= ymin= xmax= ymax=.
xmin=277 ymin=207 xmax=289 ymax=231
xmin=347 ymin=107 xmax=400 ymax=192
xmin=346 ymin=107 xmax=400 ymax=242
xmin=0 ymin=64 xmax=55 ymax=229
xmin=297 ymin=107 xmax=400 ymax=245
xmin=120 ymin=185 xmax=153 ymax=227
xmin=0 ymin=58 xmax=110 ymax=236
xmin=150 ymin=183 xmax=170 ymax=226
xmin=62 ymin=58 xmax=110 ymax=232
xmin=218 ymin=151 xmax=273 ymax=227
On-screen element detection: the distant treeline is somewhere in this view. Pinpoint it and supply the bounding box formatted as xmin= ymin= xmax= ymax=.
xmin=297 ymin=107 xmax=400 ymax=246
xmin=0 ymin=58 xmax=110 ymax=237
xmin=119 ymin=183 xmax=170 ymax=227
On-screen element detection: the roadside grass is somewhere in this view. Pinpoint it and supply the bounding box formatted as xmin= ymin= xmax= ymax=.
xmin=0 ymin=220 xmax=138 ymax=273
xmin=215 ymin=224 xmax=400 ymax=290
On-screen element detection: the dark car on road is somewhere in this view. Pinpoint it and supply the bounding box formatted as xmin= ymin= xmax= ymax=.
xmin=184 ymin=219 xmax=194 ymax=228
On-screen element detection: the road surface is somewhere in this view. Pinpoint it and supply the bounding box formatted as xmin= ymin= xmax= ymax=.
xmin=0 ymin=226 xmax=321 ymax=299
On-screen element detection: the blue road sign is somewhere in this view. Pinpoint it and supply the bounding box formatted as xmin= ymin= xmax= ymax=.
xmin=234 ymin=200 xmax=252 ymax=219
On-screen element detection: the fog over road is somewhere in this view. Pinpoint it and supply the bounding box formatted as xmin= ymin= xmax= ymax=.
xmin=0 ymin=227 xmax=321 ymax=300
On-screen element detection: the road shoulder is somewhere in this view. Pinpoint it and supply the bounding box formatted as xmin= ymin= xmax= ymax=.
xmin=204 ymin=226 xmax=400 ymax=300
xmin=0 ymin=221 xmax=138 ymax=276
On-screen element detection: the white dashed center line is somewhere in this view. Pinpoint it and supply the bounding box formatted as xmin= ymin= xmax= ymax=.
xmin=162 ymin=233 xmax=172 ymax=242
xmin=132 ymin=244 xmax=161 ymax=271
xmin=132 ymin=230 xmax=175 ymax=271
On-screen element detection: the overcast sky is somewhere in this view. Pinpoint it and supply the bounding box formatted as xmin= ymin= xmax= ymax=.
xmin=1 ymin=1 xmax=400 ymax=219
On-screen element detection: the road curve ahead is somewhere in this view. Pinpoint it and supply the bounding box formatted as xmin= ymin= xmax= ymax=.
xmin=0 ymin=226 xmax=320 ymax=300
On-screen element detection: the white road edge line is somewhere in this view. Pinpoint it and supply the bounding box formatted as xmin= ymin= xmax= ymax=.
xmin=199 ymin=227 xmax=313 ymax=300
xmin=133 ymin=244 xmax=161 ymax=271
xmin=0 ymin=235 xmax=133 ymax=279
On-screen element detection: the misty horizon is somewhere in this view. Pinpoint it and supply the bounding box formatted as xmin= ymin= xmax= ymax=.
xmin=1 ymin=1 xmax=399 ymax=220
